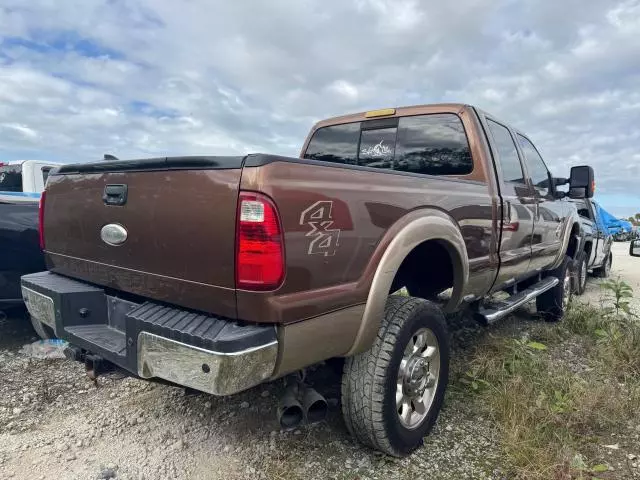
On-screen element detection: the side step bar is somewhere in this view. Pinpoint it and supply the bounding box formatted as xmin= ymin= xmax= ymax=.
xmin=476 ymin=276 xmax=559 ymax=325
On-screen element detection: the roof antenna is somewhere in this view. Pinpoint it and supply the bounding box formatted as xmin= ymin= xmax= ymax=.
xmin=104 ymin=154 xmax=119 ymax=161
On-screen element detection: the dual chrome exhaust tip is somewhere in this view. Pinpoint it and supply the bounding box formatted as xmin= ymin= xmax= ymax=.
xmin=277 ymin=383 xmax=328 ymax=430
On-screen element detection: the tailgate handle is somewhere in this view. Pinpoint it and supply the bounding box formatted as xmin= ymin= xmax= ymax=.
xmin=103 ymin=184 xmax=128 ymax=206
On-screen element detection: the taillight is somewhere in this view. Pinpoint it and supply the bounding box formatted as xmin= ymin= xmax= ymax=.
xmin=236 ymin=192 xmax=284 ymax=290
xmin=38 ymin=190 xmax=46 ymax=250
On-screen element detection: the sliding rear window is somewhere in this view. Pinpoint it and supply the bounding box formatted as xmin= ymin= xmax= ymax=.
xmin=303 ymin=113 xmax=473 ymax=176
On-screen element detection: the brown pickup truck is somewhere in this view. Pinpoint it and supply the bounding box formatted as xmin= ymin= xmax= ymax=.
xmin=22 ymin=103 xmax=594 ymax=456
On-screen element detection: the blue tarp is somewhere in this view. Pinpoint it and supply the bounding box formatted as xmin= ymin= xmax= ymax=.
xmin=594 ymin=201 xmax=631 ymax=234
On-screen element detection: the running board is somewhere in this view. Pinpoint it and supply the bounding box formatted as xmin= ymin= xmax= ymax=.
xmin=476 ymin=277 xmax=559 ymax=325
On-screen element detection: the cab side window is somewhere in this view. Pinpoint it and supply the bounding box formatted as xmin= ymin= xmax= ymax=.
xmin=517 ymin=134 xmax=551 ymax=197
xmin=486 ymin=119 xmax=524 ymax=183
xmin=42 ymin=167 xmax=52 ymax=186
xmin=394 ymin=114 xmax=473 ymax=175
xmin=576 ymin=200 xmax=592 ymax=220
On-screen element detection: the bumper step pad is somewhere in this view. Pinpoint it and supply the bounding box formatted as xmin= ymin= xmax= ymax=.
xmin=65 ymin=324 xmax=127 ymax=356
xmin=128 ymin=302 xmax=276 ymax=354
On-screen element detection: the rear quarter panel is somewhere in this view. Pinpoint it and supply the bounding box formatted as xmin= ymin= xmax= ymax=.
xmin=237 ymin=158 xmax=498 ymax=324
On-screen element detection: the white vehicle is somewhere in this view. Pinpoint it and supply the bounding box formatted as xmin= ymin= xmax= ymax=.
xmin=0 ymin=160 xmax=62 ymax=200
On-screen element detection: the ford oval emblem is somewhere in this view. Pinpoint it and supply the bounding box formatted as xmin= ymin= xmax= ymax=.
xmin=100 ymin=224 xmax=128 ymax=246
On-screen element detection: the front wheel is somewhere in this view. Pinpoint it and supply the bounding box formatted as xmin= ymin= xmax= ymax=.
xmin=341 ymin=296 xmax=450 ymax=457
xmin=536 ymin=255 xmax=572 ymax=322
xmin=574 ymin=253 xmax=588 ymax=295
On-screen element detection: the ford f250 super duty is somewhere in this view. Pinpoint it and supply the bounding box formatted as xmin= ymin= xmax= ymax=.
xmin=22 ymin=104 xmax=594 ymax=456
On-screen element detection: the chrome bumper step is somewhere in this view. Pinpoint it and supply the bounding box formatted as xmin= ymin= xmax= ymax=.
xmin=477 ymin=276 xmax=559 ymax=325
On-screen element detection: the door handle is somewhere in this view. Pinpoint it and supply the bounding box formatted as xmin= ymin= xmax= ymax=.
xmin=103 ymin=184 xmax=128 ymax=206
xmin=502 ymin=200 xmax=520 ymax=232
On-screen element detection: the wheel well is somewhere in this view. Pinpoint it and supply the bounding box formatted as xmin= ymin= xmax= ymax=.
xmin=566 ymin=223 xmax=581 ymax=259
xmin=389 ymin=240 xmax=454 ymax=300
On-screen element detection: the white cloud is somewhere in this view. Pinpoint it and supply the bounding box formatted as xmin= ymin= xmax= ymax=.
xmin=0 ymin=0 xmax=638 ymax=214
xmin=328 ymin=80 xmax=360 ymax=101
xmin=1 ymin=123 xmax=38 ymax=138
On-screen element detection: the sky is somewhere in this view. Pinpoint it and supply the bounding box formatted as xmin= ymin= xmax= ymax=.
xmin=0 ymin=0 xmax=639 ymax=217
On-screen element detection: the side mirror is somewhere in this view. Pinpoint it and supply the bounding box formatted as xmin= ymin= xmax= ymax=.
xmin=568 ymin=165 xmax=595 ymax=199
xmin=631 ymin=239 xmax=640 ymax=257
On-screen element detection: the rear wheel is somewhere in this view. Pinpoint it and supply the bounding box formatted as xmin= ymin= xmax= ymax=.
xmin=593 ymin=253 xmax=611 ymax=278
xmin=536 ymin=255 xmax=572 ymax=322
xmin=341 ymin=296 xmax=449 ymax=457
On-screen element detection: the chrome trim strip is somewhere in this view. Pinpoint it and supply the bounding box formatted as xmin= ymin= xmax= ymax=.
xmin=137 ymin=332 xmax=278 ymax=396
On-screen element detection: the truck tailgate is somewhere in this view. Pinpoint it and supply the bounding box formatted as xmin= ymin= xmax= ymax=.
xmin=43 ymin=157 xmax=244 ymax=318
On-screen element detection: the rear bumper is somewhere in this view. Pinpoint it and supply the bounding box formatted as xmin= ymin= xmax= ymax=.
xmin=21 ymin=271 xmax=278 ymax=395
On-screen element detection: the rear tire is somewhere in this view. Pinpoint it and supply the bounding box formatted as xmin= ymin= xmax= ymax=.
xmin=536 ymin=255 xmax=572 ymax=322
xmin=574 ymin=253 xmax=588 ymax=295
xmin=593 ymin=253 xmax=611 ymax=278
xmin=341 ymin=296 xmax=449 ymax=457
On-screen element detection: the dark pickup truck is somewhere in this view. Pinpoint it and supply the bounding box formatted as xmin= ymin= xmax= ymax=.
xmin=572 ymin=198 xmax=613 ymax=294
xmin=23 ymin=103 xmax=594 ymax=456
xmin=0 ymin=194 xmax=43 ymax=308
xmin=1 ymin=160 xmax=56 ymax=310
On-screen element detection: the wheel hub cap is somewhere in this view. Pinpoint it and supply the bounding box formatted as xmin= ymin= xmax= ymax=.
xmin=405 ymin=357 xmax=430 ymax=396
xmin=396 ymin=328 xmax=440 ymax=429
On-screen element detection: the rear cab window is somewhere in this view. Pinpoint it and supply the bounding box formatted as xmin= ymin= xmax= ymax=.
xmin=0 ymin=164 xmax=23 ymax=192
xmin=303 ymin=113 xmax=473 ymax=177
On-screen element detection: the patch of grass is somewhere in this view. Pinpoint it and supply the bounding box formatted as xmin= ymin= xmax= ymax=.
xmin=453 ymin=281 xmax=640 ymax=479
xmin=564 ymin=281 xmax=640 ymax=378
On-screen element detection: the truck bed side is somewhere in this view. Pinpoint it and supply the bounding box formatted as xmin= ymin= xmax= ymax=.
xmin=236 ymin=154 xmax=498 ymax=324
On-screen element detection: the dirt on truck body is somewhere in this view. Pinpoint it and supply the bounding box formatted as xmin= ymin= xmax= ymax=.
xmin=22 ymin=103 xmax=595 ymax=456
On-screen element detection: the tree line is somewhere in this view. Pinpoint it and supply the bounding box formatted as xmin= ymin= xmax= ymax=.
xmin=626 ymin=213 xmax=640 ymax=225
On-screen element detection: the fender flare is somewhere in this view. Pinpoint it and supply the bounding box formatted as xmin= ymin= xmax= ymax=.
xmin=551 ymin=217 xmax=582 ymax=270
xmin=346 ymin=209 xmax=469 ymax=356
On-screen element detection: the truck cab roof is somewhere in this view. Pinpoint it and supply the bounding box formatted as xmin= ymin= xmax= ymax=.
xmin=0 ymin=160 xmax=63 ymax=195
xmin=1 ymin=159 xmax=63 ymax=166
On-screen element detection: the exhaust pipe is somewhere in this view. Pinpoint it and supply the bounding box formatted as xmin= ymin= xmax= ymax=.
xmin=302 ymin=386 xmax=328 ymax=424
xmin=277 ymin=384 xmax=304 ymax=430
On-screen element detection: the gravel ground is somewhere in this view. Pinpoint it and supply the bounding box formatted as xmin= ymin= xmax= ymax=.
xmin=1 ymin=241 xmax=637 ymax=480
xmin=582 ymin=240 xmax=640 ymax=310
xmin=0 ymin=310 xmax=508 ymax=480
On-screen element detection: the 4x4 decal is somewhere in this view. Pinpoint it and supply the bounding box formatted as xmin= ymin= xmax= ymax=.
xmin=299 ymin=201 xmax=341 ymax=256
